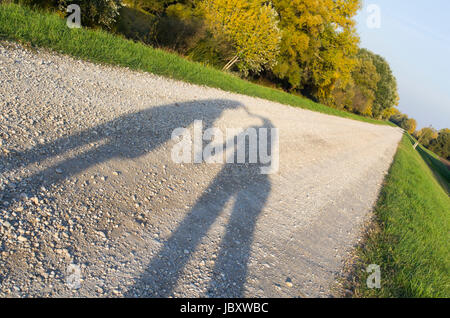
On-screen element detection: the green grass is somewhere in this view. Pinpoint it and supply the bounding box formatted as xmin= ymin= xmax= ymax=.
xmin=353 ymin=134 xmax=450 ymax=297
xmin=0 ymin=3 xmax=394 ymax=126
xmin=408 ymin=135 xmax=450 ymax=194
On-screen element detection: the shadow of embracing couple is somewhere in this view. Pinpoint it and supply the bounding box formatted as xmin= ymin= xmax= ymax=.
xmin=1 ymin=98 xmax=276 ymax=297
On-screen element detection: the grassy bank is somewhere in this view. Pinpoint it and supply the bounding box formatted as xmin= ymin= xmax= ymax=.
xmin=413 ymin=141 xmax=450 ymax=194
xmin=353 ymin=134 xmax=450 ymax=297
xmin=0 ymin=3 xmax=393 ymax=126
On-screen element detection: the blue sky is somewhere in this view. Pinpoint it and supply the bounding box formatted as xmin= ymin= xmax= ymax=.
xmin=355 ymin=0 xmax=450 ymax=129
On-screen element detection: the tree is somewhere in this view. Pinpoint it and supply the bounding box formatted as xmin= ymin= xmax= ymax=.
xmin=349 ymin=50 xmax=381 ymax=116
xmin=329 ymin=49 xmax=381 ymax=116
xmin=390 ymin=113 xmax=407 ymax=126
xmin=429 ymin=129 xmax=450 ymax=160
xmin=380 ymin=106 xmax=399 ymax=120
xmin=200 ymin=0 xmax=281 ymax=75
xmin=363 ymin=49 xmax=400 ymax=118
xmin=122 ymin=0 xmax=172 ymax=14
xmin=413 ymin=126 xmax=438 ymax=149
xmin=270 ymin=0 xmax=361 ymax=101
xmin=390 ymin=112 xmax=417 ymax=134
xmin=404 ymin=118 xmax=417 ymax=134
xmin=21 ymin=0 xmax=59 ymax=8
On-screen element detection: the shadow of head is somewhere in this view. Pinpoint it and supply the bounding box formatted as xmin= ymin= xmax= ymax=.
xmin=2 ymin=99 xmax=243 ymax=167
xmin=88 ymin=98 xmax=246 ymax=159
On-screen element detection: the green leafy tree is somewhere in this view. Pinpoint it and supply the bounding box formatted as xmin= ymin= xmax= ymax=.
xmin=380 ymin=106 xmax=399 ymax=120
xmin=363 ymin=49 xmax=400 ymax=118
xmin=405 ymin=118 xmax=417 ymax=134
xmin=349 ymin=50 xmax=381 ymax=116
xmin=389 ymin=113 xmax=406 ymax=127
xmin=429 ymin=129 xmax=450 ymax=160
xmin=19 ymin=0 xmax=59 ymax=8
xmin=413 ymin=127 xmax=438 ymax=149
xmin=329 ymin=49 xmax=380 ymax=116
xmin=390 ymin=113 xmax=417 ymax=134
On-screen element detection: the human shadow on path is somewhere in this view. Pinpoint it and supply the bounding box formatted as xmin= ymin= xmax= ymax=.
xmin=1 ymin=99 xmax=275 ymax=297
xmin=126 ymin=113 xmax=274 ymax=297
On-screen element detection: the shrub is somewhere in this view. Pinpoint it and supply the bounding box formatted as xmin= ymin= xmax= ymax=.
xmin=58 ymin=0 xmax=122 ymax=29
xmin=4 ymin=0 xmax=122 ymax=29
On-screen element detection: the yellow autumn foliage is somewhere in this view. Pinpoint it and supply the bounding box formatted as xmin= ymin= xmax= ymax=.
xmin=272 ymin=0 xmax=361 ymax=101
xmin=200 ymin=0 xmax=281 ymax=74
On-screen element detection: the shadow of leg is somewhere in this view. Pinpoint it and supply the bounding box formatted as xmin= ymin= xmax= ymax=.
xmin=206 ymin=174 xmax=271 ymax=297
xmin=126 ymin=169 xmax=237 ymax=297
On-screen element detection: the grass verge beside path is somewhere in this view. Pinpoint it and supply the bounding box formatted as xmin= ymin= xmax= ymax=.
xmin=0 ymin=3 xmax=393 ymax=126
xmin=353 ymin=134 xmax=450 ymax=297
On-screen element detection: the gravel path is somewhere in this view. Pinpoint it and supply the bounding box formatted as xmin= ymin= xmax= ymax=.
xmin=0 ymin=41 xmax=403 ymax=297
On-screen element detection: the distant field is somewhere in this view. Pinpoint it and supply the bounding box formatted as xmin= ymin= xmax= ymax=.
xmin=353 ymin=134 xmax=450 ymax=297
xmin=0 ymin=3 xmax=394 ymax=126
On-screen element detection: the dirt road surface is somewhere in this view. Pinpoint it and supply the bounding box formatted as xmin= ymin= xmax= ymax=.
xmin=0 ymin=42 xmax=402 ymax=297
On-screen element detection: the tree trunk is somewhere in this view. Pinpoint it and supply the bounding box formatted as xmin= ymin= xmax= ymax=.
xmin=222 ymin=55 xmax=239 ymax=71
